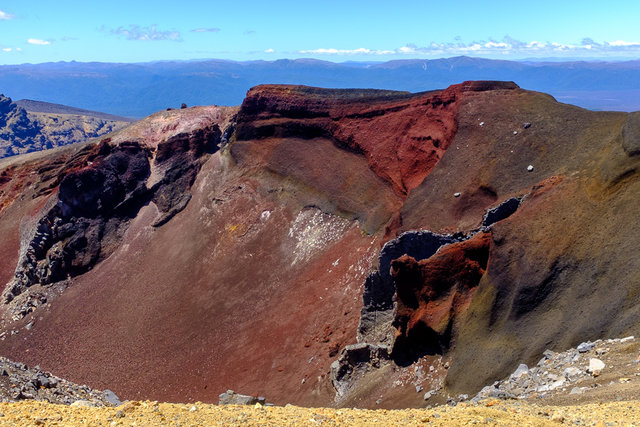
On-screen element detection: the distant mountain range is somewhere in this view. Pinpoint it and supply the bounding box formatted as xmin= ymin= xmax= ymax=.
xmin=1 ymin=56 xmax=640 ymax=117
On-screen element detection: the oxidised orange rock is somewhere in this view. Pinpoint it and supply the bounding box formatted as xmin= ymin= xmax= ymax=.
xmin=390 ymin=232 xmax=491 ymax=362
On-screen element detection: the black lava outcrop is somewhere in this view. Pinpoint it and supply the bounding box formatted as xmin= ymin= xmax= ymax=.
xmin=2 ymin=121 xmax=222 ymax=318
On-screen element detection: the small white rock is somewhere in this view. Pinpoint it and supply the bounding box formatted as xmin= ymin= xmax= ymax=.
xmin=454 ymin=192 xmax=461 ymax=198
xmin=527 ymin=165 xmax=534 ymax=172
xmin=587 ymin=358 xmax=605 ymax=375
xmin=479 ymin=122 xmax=484 ymax=126
xmin=513 ymin=131 xmax=518 ymax=135
xmin=71 ymin=400 xmax=97 ymax=408
xmin=620 ymin=336 xmax=635 ymax=343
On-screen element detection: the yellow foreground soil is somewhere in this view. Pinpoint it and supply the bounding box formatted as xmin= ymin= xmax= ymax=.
xmin=1 ymin=399 xmax=640 ymax=426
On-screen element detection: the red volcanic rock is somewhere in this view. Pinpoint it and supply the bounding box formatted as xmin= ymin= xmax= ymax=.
xmin=390 ymin=232 xmax=491 ymax=363
xmin=237 ymin=82 xmax=518 ymax=196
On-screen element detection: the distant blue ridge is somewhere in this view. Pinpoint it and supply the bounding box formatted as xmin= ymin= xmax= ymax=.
xmin=1 ymin=56 xmax=639 ymax=118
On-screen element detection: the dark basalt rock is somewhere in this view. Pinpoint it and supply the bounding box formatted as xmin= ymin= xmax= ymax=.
xmin=5 ymin=141 xmax=152 ymax=302
xmin=151 ymin=124 xmax=220 ymax=227
xmin=482 ymin=197 xmax=522 ymax=227
xmin=3 ymin=123 xmax=222 ymax=307
xmin=330 ymin=343 xmax=392 ymax=399
xmin=0 ymin=355 xmax=119 ymax=405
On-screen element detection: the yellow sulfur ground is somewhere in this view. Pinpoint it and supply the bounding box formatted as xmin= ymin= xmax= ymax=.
xmin=1 ymin=399 xmax=640 ymax=426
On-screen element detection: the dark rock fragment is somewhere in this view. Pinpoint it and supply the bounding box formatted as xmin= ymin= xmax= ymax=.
xmin=482 ymin=197 xmax=521 ymax=227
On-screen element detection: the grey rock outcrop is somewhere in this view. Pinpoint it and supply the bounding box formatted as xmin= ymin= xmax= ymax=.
xmin=330 ymin=343 xmax=391 ymax=399
xmin=218 ymin=390 xmax=266 ymax=405
xmin=0 ymin=356 xmax=120 ymax=405
xmin=473 ymin=336 xmax=634 ymax=402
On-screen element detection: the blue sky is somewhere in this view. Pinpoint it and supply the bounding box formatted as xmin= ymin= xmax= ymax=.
xmin=1 ymin=0 xmax=640 ymax=64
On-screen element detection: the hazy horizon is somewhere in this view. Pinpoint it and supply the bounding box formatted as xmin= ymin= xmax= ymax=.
xmin=1 ymin=0 xmax=640 ymax=65
xmin=3 ymin=55 xmax=640 ymax=68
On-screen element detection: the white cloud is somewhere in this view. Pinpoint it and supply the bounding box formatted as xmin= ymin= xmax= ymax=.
xmin=609 ymin=40 xmax=640 ymax=47
xmin=191 ymin=27 xmax=220 ymax=33
xmin=110 ymin=25 xmax=181 ymax=41
xmin=0 ymin=10 xmax=14 ymax=20
xmin=2 ymin=47 xmax=11 ymax=52
xmin=298 ymin=37 xmax=640 ymax=58
xmin=300 ymin=47 xmax=394 ymax=55
xmin=485 ymin=42 xmax=509 ymax=49
xmin=27 ymin=38 xmax=51 ymax=46
xmin=264 ymin=48 xmax=275 ymax=53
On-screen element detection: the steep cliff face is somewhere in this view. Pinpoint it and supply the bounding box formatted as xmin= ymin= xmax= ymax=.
xmin=0 ymin=82 xmax=639 ymax=409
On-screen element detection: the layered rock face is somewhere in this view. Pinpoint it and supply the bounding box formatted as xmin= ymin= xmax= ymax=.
xmin=0 ymin=81 xmax=639 ymax=409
